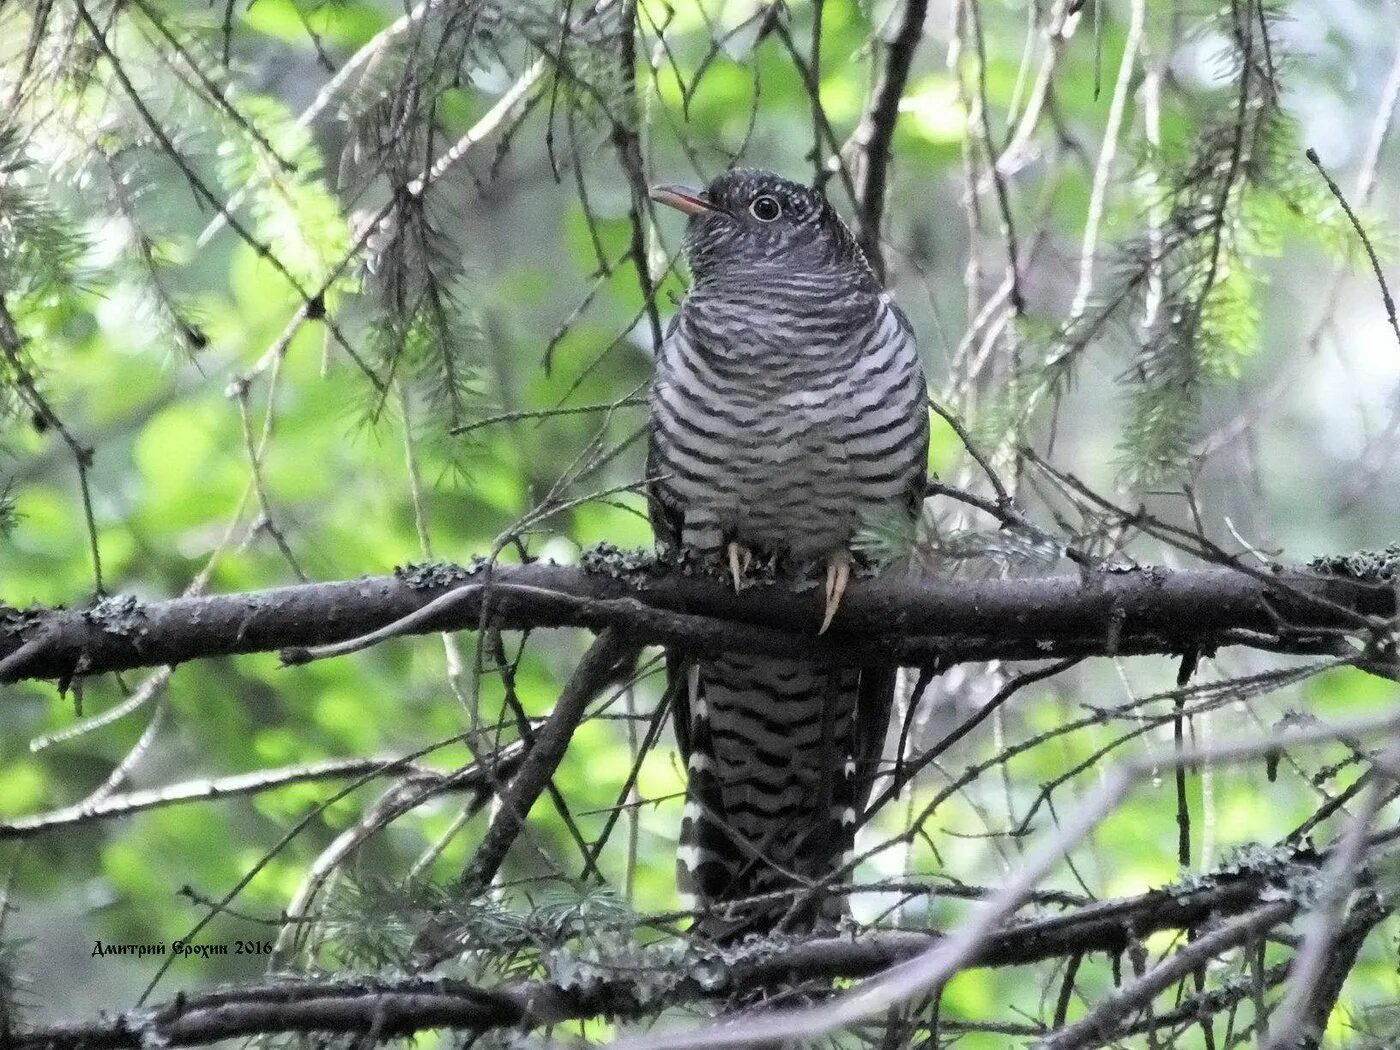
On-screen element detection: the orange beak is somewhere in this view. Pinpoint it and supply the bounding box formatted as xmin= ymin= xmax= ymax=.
xmin=649 ymin=184 xmax=716 ymax=215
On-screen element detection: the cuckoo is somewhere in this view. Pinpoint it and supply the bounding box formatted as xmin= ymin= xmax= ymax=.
xmin=647 ymin=169 xmax=929 ymax=937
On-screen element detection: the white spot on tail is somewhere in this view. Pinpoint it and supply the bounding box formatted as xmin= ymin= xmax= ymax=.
xmin=677 ymin=844 xmax=703 ymax=869
xmin=688 ymin=663 xmax=708 ymax=717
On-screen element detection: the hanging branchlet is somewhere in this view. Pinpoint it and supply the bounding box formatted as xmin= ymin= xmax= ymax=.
xmin=97 ymin=144 xmax=209 ymax=357
xmin=1077 ymin=5 xmax=1287 ymax=484
xmin=346 ymin=0 xmax=634 ymax=446
xmin=361 ymin=187 xmax=487 ymax=439
xmin=341 ymin=4 xmax=512 ymax=441
xmin=983 ymin=2 xmax=1356 ymax=488
xmin=214 ymin=93 xmax=353 ymax=292
xmin=0 ymin=126 xmax=88 ymax=322
xmin=0 ymin=124 xmax=90 ymax=539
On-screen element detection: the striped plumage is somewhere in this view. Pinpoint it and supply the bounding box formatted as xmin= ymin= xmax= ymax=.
xmin=646 ymin=170 xmax=929 ymax=938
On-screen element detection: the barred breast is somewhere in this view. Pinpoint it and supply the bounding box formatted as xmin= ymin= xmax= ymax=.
xmin=649 ymin=282 xmax=927 ymax=561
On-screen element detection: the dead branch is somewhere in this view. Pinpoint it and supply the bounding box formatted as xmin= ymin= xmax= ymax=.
xmin=1040 ymin=902 xmax=1297 ymax=1050
xmin=0 ymin=753 xmax=493 ymax=841
xmin=459 ymin=628 xmax=636 ymax=890
xmin=6 ymin=853 xmax=1332 ymax=1050
xmin=850 ymin=0 xmax=929 ymax=278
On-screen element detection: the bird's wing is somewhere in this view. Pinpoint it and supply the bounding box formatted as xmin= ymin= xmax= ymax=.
xmin=890 ymin=299 xmax=931 ymax=522
xmin=645 ymin=314 xmax=686 ymax=554
xmin=853 ymin=300 xmax=929 ymax=812
xmin=647 ymin=313 xmax=693 ymax=758
xmin=645 ymin=438 xmax=685 ymax=554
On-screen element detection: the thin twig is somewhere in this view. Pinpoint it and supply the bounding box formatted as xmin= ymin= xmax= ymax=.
xmin=1040 ymin=903 xmax=1297 ymax=1050
xmin=0 ymin=298 xmax=103 ymax=594
xmin=459 ymin=628 xmax=634 ymax=891
xmin=1304 ymin=146 xmax=1400 ymax=353
xmin=0 ymin=756 xmax=452 ymax=841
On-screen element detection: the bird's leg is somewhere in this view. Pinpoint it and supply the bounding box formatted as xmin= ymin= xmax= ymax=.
xmin=727 ymin=541 xmax=753 ymax=592
xmin=819 ymin=549 xmax=852 ymax=635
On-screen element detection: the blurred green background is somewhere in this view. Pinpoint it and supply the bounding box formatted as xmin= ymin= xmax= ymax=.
xmin=2 ymin=0 xmax=1399 ymax=1043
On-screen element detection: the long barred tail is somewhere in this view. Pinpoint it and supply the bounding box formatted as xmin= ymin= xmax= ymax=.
xmin=676 ymin=652 xmax=869 ymax=940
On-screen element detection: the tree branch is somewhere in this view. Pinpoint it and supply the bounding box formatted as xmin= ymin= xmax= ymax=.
xmin=1295 ymin=891 xmax=1392 ymax=1050
xmin=1040 ymin=902 xmax=1297 ymax=1050
xmin=851 ymin=0 xmax=929 ymax=279
xmin=8 ymin=856 xmax=1328 ymax=1050
xmin=0 ymin=553 xmax=1388 ymax=684
xmin=459 ymin=628 xmax=635 ymax=890
xmin=0 ymin=754 xmax=481 ymax=841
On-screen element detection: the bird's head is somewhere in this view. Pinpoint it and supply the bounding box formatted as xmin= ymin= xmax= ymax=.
xmin=649 ymin=169 xmax=873 ymax=289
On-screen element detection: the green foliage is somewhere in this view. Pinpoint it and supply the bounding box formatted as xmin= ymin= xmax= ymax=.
xmin=320 ymin=875 xmax=668 ymax=999
xmin=1096 ymin=119 xmax=1282 ymax=484
xmin=0 ymin=128 xmax=88 ymax=308
xmin=363 ymin=211 xmax=488 ymax=437
xmin=0 ymin=123 xmax=87 ymax=438
xmin=0 ymin=0 xmax=1398 ymax=1043
xmin=967 ymin=4 xmax=1385 ymax=494
xmin=216 ymin=94 xmax=353 ymax=291
xmin=859 ymin=502 xmax=1062 ymax=573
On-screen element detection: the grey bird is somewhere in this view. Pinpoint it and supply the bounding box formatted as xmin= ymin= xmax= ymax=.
xmin=646 ymin=169 xmax=929 ymax=937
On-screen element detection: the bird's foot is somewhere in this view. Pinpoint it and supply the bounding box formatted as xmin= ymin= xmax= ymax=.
xmin=727 ymin=541 xmax=753 ymax=592
xmin=819 ymin=550 xmax=852 ymax=635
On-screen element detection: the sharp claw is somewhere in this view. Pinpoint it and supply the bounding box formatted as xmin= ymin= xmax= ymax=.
xmin=819 ymin=554 xmax=851 ymax=635
xmin=727 ymin=542 xmax=751 ymax=592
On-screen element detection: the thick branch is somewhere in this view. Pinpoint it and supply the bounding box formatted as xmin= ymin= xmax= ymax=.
xmin=9 ymin=860 xmax=1318 ymax=1050
xmin=0 ymin=555 xmax=1387 ymax=684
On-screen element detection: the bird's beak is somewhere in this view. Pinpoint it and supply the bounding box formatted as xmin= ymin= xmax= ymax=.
xmin=649 ymin=184 xmax=715 ymax=216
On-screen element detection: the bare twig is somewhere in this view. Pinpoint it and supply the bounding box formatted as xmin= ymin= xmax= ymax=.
xmin=0 ymin=755 xmax=483 ymax=841
xmin=459 ymin=628 xmax=634 ymax=891
xmin=1304 ymin=146 xmax=1400 ymax=353
xmin=1067 ymin=0 xmax=1146 ymax=322
xmin=0 ymin=298 xmax=103 ymax=594
xmin=865 ymin=657 xmax=1080 ymax=819
xmin=851 ymin=0 xmax=929 ymax=278
xmin=1040 ymin=903 xmax=1296 ymax=1050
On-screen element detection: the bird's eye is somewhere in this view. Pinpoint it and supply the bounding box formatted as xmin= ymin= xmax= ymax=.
xmin=749 ymin=195 xmax=781 ymax=222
